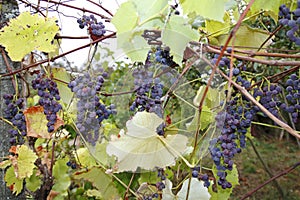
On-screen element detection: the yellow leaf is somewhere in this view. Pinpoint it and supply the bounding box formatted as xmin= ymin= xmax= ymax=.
xmin=16 ymin=145 xmax=38 ymax=179
xmin=24 ymin=106 xmax=64 ymax=139
xmin=0 ymin=12 xmax=59 ymax=61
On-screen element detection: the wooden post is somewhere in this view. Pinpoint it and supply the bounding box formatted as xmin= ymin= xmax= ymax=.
xmin=0 ymin=1 xmax=25 ymax=198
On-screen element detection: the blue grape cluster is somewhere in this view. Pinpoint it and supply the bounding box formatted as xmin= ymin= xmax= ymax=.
xmin=253 ymin=84 xmax=282 ymax=119
xmin=281 ymin=74 xmax=300 ymax=123
xmin=279 ymin=1 xmax=300 ymax=45
xmin=209 ymin=96 xmax=258 ymax=189
xmin=191 ymin=166 xmax=210 ymax=187
xmin=130 ymin=66 xmax=165 ymax=135
xmin=211 ymin=54 xmax=230 ymax=69
xmin=3 ymin=94 xmax=26 ymax=145
xmin=77 ymin=14 xmax=106 ymax=36
xmin=211 ymin=54 xmax=251 ymax=88
xmin=66 ymin=160 xmax=77 ymax=169
xmin=200 ymin=174 xmax=210 ymax=188
xmin=156 ymin=168 xmax=166 ymax=191
xmin=130 ymin=67 xmax=164 ymax=117
xmin=153 ymin=47 xmax=176 ymax=66
xmin=32 ymin=74 xmax=62 ymax=133
xmin=68 ymin=72 xmax=116 ymax=145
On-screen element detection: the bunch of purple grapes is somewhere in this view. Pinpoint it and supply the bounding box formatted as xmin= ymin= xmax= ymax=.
xmin=77 ymin=14 xmax=106 ymax=36
xmin=130 ymin=66 xmax=164 ymax=117
xmin=211 ymin=53 xmax=230 ymax=69
xmin=32 ymin=73 xmax=62 ymax=133
xmin=68 ymin=72 xmax=116 ymax=145
xmin=279 ymin=1 xmax=300 ymax=45
xmin=3 ymin=94 xmax=26 ymax=145
xmin=281 ymin=74 xmax=300 ymax=123
xmin=191 ymin=166 xmax=210 ymax=187
xmin=155 ymin=168 xmax=166 ymax=192
xmin=253 ymin=84 xmax=282 ymax=119
xmin=209 ymin=96 xmax=259 ymax=189
xmin=153 ymin=47 xmax=176 ymax=66
xmin=211 ymin=54 xmax=251 ymax=88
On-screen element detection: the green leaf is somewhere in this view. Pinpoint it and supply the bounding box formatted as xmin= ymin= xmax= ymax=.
xmin=117 ymin=33 xmax=150 ymax=62
xmin=186 ymin=106 xmax=213 ymax=132
xmin=106 ymin=111 xmax=188 ymax=172
xmin=92 ymin=141 xmax=113 ymax=166
xmin=74 ymin=167 xmax=120 ymax=200
xmin=162 ymin=15 xmax=199 ymax=65
xmin=132 ymin=0 xmax=168 ymax=24
xmin=205 ymin=14 xmax=232 ymax=37
xmin=112 ymin=1 xmax=146 ymax=62
xmin=193 ymin=85 xmax=225 ymax=109
xmin=0 ymin=12 xmax=59 ymax=61
xmin=180 ymin=0 xmax=226 ymax=22
xmin=5 ymin=166 xmax=24 ymax=195
xmin=16 ymin=145 xmax=38 ymax=179
xmin=210 ymin=164 xmax=239 ymax=200
xmin=245 ymin=0 xmax=281 ymax=20
xmin=112 ymin=0 xmax=168 ymax=62
xmin=111 ymin=1 xmax=138 ymax=34
xmin=75 ymin=147 xmax=97 ymax=167
xmin=52 ymin=67 xmax=73 ymax=106
xmin=25 ymin=169 xmax=41 ymax=192
xmin=52 ymin=157 xmax=71 ymax=197
xmin=139 ymin=171 xmax=160 ymax=185
xmin=216 ymin=25 xmax=270 ymax=49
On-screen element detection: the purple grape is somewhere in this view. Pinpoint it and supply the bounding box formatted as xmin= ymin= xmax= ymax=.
xmin=68 ymin=71 xmax=116 ymax=145
xmin=32 ymin=73 xmax=62 ymax=133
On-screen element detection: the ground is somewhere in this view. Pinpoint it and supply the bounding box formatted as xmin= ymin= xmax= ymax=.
xmin=231 ymin=130 xmax=300 ymax=200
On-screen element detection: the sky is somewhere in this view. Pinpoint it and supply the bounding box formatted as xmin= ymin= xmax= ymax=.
xmin=19 ymin=0 xmax=127 ymax=67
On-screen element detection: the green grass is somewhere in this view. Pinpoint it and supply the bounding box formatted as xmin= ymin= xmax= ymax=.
xmin=230 ymin=136 xmax=300 ymax=200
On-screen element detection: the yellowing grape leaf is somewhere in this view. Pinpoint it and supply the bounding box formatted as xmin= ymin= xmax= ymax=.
xmin=216 ymin=25 xmax=270 ymax=49
xmin=24 ymin=106 xmax=64 ymax=139
xmin=162 ymin=178 xmax=211 ymax=200
xmin=74 ymin=167 xmax=120 ymax=200
xmin=0 ymin=12 xmax=59 ymax=61
xmin=0 ymin=160 xmax=11 ymax=169
xmin=106 ymin=111 xmax=188 ymax=172
xmin=4 ymin=166 xmax=24 ymax=195
xmin=205 ymin=13 xmax=232 ymax=37
xmin=245 ymin=0 xmax=280 ymax=21
xmin=9 ymin=145 xmax=38 ymax=179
